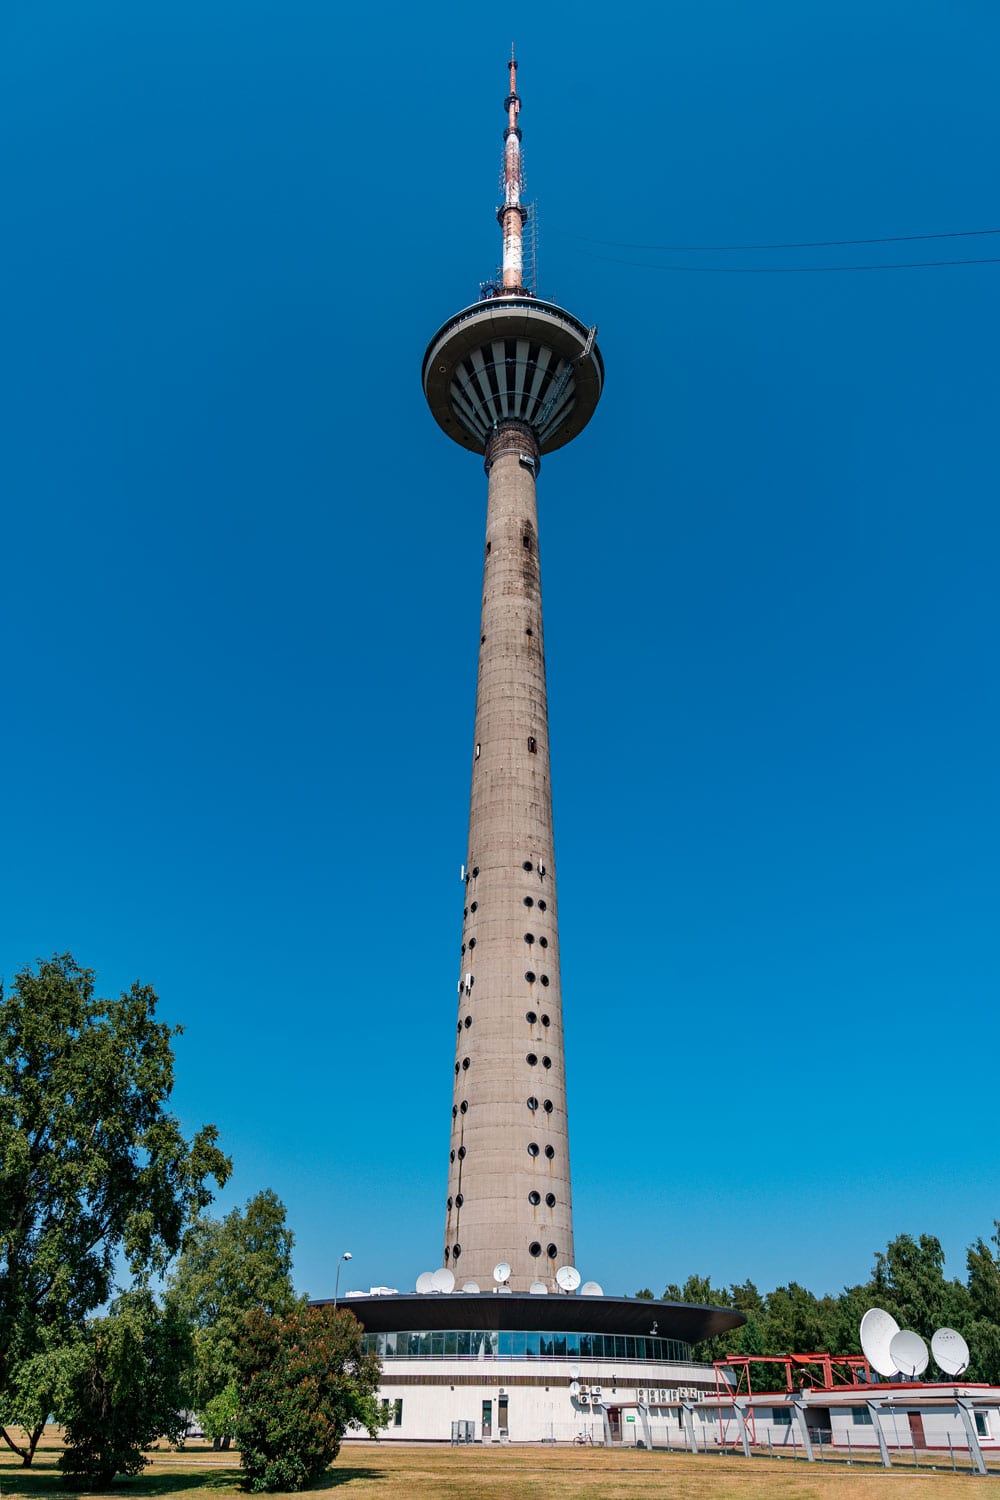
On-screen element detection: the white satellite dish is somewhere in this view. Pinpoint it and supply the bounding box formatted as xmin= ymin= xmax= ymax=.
xmin=569 ymin=1380 xmax=580 ymax=1396
xmin=568 ymin=1364 xmax=580 ymax=1380
xmin=493 ymin=1261 xmax=511 ymax=1284
xmin=931 ymin=1327 xmax=970 ymax=1377
xmin=580 ymin=1280 xmax=604 ymax=1297
xmin=431 ymin=1267 xmax=456 ymax=1294
xmin=890 ymin=1329 xmax=929 ymax=1378
xmin=529 ymin=1280 xmax=548 ymax=1295
xmin=860 ymin=1307 xmax=901 ymax=1378
xmin=462 ymin=1280 xmax=481 ymax=1294
xmin=556 ymin=1264 xmax=581 ymax=1292
xmin=415 ymin=1271 xmax=436 ymax=1295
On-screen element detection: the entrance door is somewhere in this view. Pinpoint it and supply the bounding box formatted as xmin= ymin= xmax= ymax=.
xmin=481 ymin=1400 xmax=492 ymax=1439
xmin=908 ymin=1412 xmax=925 ymax=1451
xmin=607 ymin=1406 xmax=622 ymax=1443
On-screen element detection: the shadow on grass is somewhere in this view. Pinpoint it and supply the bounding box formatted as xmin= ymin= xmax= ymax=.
xmin=1 ymin=1463 xmax=387 ymax=1498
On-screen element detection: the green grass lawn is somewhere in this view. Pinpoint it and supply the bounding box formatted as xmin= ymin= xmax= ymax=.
xmin=1 ymin=1433 xmax=989 ymax=1500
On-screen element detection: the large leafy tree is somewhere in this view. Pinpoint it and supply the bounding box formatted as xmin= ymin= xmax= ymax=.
xmin=235 ymin=1304 xmax=387 ymax=1492
xmin=966 ymin=1222 xmax=1000 ymax=1383
xmin=0 ymin=953 xmax=231 ymax=1461
xmin=59 ymin=1291 xmax=192 ymax=1488
xmin=165 ymin=1189 xmax=296 ymax=1431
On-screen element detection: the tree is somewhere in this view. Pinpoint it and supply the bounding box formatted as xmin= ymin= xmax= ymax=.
xmin=966 ymin=1223 xmax=1000 ymax=1383
xmin=0 ymin=1323 xmax=85 ymax=1466
xmin=165 ymin=1190 xmax=296 ymax=1436
xmin=59 ymin=1292 xmax=191 ymax=1488
xmin=0 ymin=953 xmax=231 ymax=1461
xmin=235 ymin=1304 xmax=387 ymax=1492
xmin=871 ymin=1232 xmax=970 ymax=1337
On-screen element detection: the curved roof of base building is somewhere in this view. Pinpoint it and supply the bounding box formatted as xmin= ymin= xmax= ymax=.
xmin=309 ymin=1291 xmax=744 ymax=1345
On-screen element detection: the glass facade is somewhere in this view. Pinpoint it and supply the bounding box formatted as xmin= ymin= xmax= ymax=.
xmin=361 ymin=1329 xmax=692 ymax=1363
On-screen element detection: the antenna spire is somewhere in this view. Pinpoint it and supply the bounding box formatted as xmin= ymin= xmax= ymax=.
xmin=499 ymin=49 xmax=527 ymax=293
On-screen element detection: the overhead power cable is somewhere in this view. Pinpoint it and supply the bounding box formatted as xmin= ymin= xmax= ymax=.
xmin=592 ymin=252 xmax=1000 ymax=273
xmin=554 ymin=225 xmax=1000 ymax=252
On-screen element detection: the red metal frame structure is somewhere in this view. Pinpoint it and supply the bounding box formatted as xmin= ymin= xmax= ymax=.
xmin=712 ymin=1354 xmax=872 ymax=1447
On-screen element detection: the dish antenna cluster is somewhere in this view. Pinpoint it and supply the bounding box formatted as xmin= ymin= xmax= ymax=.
xmin=860 ymin=1307 xmax=970 ymax=1379
xmin=416 ymin=1261 xmax=597 ymax=1295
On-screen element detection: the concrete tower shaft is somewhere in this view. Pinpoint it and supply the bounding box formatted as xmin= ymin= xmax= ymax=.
xmin=423 ymin=55 xmax=603 ymax=1294
xmin=445 ymin=421 xmax=572 ymax=1290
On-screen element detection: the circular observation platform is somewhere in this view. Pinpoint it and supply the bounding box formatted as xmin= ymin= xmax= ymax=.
xmin=311 ymin=1291 xmax=743 ymax=1350
xmin=423 ymin=297 xmax=604 ymax=456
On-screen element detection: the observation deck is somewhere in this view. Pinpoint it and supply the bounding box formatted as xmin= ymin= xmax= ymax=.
xmin=423 ymin=297 xmax=604 ymax=456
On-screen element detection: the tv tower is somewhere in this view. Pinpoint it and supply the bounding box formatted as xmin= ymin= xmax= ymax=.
xmin=423 ymin=51 xmax=604 ymax=1293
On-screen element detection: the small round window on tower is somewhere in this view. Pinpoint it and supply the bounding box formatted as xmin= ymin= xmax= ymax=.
xmin=472 ymin=866 xmax=480 ymax=878
xmin=460 ymin=1100 xmax=469 ymax=1114
xmin=542 ymin=1056 xmax=552 ymax=1069
xmin=447 ymin=1196 xmax=453 ymax=1210
xmin=526 ymin=1053 xmax=538 ymax=1066
xmin=452 ymin=1105 xmax=458 ymax=1118
xmin=545 ymin=1192 xmax=556 ymax=1207
xmin=525 ymin=1010 xmax=537 ymax=1024
xmin=546 ymin=1243 xmax=558 ymax=1259
xmin=524 ymin=933 xmax=535 ymax=944
xmin=470 ymin=901 xmax=478 ymax=912
xmin=544 ymin=1144 xmax=555 ymax=1159
xmin=468 ymin=937 xmax=476 ymax=949
xmin=527 ymin=1142 xmax=540 ymax=1157
xmin=529 ymin=1241 xmax=542 ymax=1257
xmin=457 ymin=1145 xmax=466 ymax=1160
xmin=528 ymin=1190 xmax=541 ymax=1205
xmin=540 ymin=975 xmax=550 ymax=987
xmin=543 ymin=1099 xmax=553 ymax=1113
xmin=538 ymin=900 xmax=547 ymax=912
xmin=523 ymin=861 xmax=533 ymax=872
xmin=453 ymin=1243 xmax=462 ymax=1259
xmin=462 ymin=1057 xmax=470 ymax=1070
xmin=523 ymin=896 xmax=534 ymax=907
xmin=540 ymin=1014 xmax=550 ymax=1027
xmin=539 ymin=936 xmax=548 ymax=948
xmin=450 ymin=1150 xmax=455 ymax=1163
xmin=455 ymin=1193 xmax=464 ymax=1207
xmin=525 ymin=971 xmax=536 ymax=983
xmin=464 ymin=1016 xmax=472 ymax=1028
xmin=527 ymin=1096 xmax=538 ymax=1111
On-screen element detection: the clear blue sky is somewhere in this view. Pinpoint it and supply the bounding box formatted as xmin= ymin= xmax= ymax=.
xmin=2 ymin=0 xmax=997 ymax=1305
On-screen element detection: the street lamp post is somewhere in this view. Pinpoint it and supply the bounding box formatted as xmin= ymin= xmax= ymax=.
xmin=333 ymin=1251 xmax=352 ymax=1308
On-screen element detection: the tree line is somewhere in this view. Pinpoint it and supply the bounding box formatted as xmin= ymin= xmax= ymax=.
xmin=0 ymin=955 xmax=384 ymax=1490
xmin=637 ymin=1223 xmax=1000 ymax=1381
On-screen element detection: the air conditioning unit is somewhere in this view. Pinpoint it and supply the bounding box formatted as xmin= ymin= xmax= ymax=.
xmin=578 ymin=1393 xmax=590 ymax=1405
xmin=591 ymin=1384 xmax=602 ymax=1395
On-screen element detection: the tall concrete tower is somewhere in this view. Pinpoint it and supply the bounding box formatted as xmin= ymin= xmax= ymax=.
xmin=422 ymin=53 xmax=603 ymax=1293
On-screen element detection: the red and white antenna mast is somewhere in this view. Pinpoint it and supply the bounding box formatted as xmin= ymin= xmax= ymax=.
xmin=499 ymin=46 xmax=527 ymax=293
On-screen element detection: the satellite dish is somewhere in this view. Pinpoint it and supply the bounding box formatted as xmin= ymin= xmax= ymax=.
xmin=415 ymin=1271 xmax=436 ymax=1294
xmin=493 ymin=1261 xmax=511 ymax=1284
xmin=580 ymin=1280 xmax=604 ymax=1297
xmin=556 ymin=1264 xmax=581 ymax=1291
xmin=462 ymin=1280 xmax=481 ymax=1294
xmin=569 ymin=1380 xmax=580 ymax=1396
xmin=931 ymin=1327 xmax=970 ymax=1377
xmin=890 ymin=1329 xmax=929 ymax=1378
xmin=860 ymin=1307 xmax=901 ymax=1378
xmin=431 ymin=1267 xmax=456 ymax=1294
xmin=568 ymin=1364 xmax=580 ymax=1380
xmin=529 ymin=1280 xmax=548 ymax=1295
